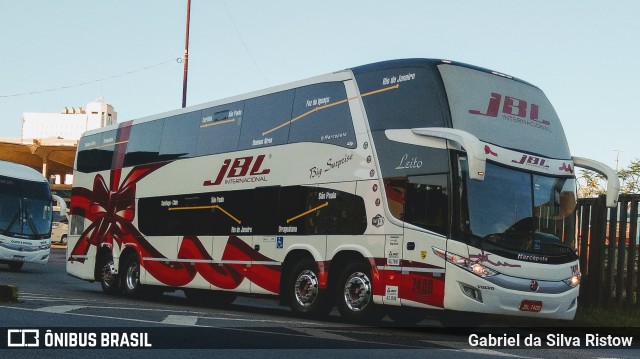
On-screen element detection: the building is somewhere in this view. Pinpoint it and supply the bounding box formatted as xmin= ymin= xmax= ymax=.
xmin=0 ymin=98 xmax=117 ymax=201
xmin=21 ymin=97 xmax=117 ymax=140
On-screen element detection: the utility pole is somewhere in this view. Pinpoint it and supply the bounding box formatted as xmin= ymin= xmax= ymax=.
xmin=182 ymin=0 xmax=192 ymax=108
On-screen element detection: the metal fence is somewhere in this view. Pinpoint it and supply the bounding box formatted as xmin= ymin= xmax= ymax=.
xmin=575 ymin=194 xmax=640 ymax=307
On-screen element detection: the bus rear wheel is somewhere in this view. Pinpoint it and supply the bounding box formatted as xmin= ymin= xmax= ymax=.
xmin=335 ymin=261 xmax=384 ymax=323
xmin=287 ymin=258 xmax=331 ymax=318
xmin=98 ymin=252 xmax=120 ymax=294
xmin=121 ymin=253 xmax=142 ymax=296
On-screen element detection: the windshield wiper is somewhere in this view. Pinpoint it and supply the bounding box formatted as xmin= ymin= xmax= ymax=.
xmin=24 ymin=209 xmax=39 ymax=236
xmin=5 ymin=209 xmax=20 ymax=233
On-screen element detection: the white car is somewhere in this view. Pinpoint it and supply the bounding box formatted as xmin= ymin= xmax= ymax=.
xmin=51 ymin=214 xmax=69 ymax=244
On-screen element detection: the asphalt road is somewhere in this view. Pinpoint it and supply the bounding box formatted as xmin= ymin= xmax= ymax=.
xmin=0 ymin=247 xmax=638 ymax=359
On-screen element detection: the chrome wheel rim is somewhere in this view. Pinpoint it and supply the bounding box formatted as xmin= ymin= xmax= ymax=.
xmin=102 ymin=259 xmax=115 ymax=289
xmin=294 ymin=270 xmax=319 ymax=307
xmin=343 ymin=271 xmax=372 ymax=312
xmin=125 ymin=261 xmax=139 ymax=291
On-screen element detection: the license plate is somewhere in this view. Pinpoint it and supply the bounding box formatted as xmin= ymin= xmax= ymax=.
xmin=519 ymin=300 xmax=543 ymax=312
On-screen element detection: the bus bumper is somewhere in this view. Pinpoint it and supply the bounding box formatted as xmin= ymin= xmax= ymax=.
xmin=0 ymin=246 xmax=50 ymax=265
xmin=443 ymin=266 xmax=579 ymax=320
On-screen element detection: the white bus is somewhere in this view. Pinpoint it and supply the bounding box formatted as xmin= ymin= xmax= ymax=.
xmin=0 ymin=160 xmax=66 ymax=271
xmin=66 ymin=59 xmax=618 ymax=324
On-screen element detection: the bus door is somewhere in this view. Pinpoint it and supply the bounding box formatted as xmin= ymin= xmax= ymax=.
xmin=399 ymin=174 xmax=448 ymax=309
xmin=250 ymin=186 xmax=282 ymax=295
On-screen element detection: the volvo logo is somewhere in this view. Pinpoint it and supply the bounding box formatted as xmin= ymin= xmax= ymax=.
xmin=530 ymin=280 xmax=539 ymax=292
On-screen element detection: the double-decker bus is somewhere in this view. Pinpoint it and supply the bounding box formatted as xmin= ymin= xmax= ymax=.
xmin=67 ymin=59 xmax=618 ymax=323
xmin=0 ymin=160 xmax=66 ymax=271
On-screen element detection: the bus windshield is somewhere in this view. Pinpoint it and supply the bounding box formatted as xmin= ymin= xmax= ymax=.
xmin=0 ymin=176 xmax=53 ymax=239
xmin=459 ymin=159 xmax=577 ymax=258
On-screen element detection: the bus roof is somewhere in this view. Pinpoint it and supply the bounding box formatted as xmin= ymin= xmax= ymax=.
xmin=0 ymin=160 xmax=48 ymax=183
xmin=82 ymin=69 xmax=355 ymax=137
xmin=352 ymin=58 xmax=536 ymax=88
xmin=81 ymin=58 xmax=539 ymax=138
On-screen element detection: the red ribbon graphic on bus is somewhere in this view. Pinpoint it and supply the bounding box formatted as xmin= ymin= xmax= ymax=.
xmin=69 ymin=164 xmax=280 ymax=293
xmin=69 ymin=164 xmax=166 ymax=258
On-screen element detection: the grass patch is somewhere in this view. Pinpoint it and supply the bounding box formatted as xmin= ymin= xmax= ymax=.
xmin=572 ymin=305 xmax=640 ymax=327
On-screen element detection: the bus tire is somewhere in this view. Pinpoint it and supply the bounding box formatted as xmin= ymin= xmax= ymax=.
xmin=98 ymin=252 xmax=120 ymax=295
xmin=287 ymin=258 xmax=331 ymax=318
xmin=335 ymin=261 xmax=384 ymax=323
xmin=8 ymin=262 xmax=23 ymax=271
xmin=121 ymin=252 xmax=142 ymax=296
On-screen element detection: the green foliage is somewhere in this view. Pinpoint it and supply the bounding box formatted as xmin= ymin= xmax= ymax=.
xmin=578 ymin=159 xmax=640 ymax=197
xmin=577 ymin=169 xmax=606 ymax=198
xmin=618 ymin=159 xmax=640 ymax=194
xmin=573 ymin=306 xmax=640 ymax=330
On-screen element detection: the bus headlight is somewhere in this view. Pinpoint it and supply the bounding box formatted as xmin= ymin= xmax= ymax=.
xmin=562 ymin=274 xmax=581 ymax=288
xmin=470 ymin=262 xmax=498 ymax=277
xmin=432 ymin=247 xmax=498 ymax=278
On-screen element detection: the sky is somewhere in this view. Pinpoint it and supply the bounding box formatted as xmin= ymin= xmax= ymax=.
xmin=0 ymin=0 xmax=638 ymax=169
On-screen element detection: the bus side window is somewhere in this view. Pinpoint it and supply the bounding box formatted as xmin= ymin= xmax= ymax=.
xmin=70 ymin=213 xmax=85 ymax=236
xmin=238 ymin=90 xmax=294 ymax=151
xmin=384 ymin=178 xmax=407 ymax=221
xmin=77 ymin=132 xmax=115 ymax=173
xmin=354 ymin=66 xmax=446 ymax=131
xmin=159 ymin=111 xmax=199 ymax=161
xmin=253 ymin=187 xmax=280 ymax=235
xmin=277 ymin=186 xmax=366 ymax=235
xmin=196 ymin=102 xmax=243 ymax=156
xmin=384 ymin=175 xmax=449 ymax=235
xmin=124 ymin=120 xmax=164 ymax=167
xmin=405 ymin=175 xmax=449 ymax=236
xmin=289 ymin=82 xmax=356 ymax=148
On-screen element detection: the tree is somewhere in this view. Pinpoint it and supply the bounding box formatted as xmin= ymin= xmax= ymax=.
xmin=577 ymin=169 xmax=606 ymax=198
xmin=617 ymin=159 xmax=640 ymax=194
xmin=577 ymin=159 xmax=640 ymax=197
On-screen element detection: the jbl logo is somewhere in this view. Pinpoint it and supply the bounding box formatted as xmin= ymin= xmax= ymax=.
xmin=512 ymin=154 xmax=549 ymax=168
xmin=469 ymin=92 xmax=550 ymax=126
xmin=204 ymin=155 xmax=270 ymax=186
